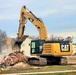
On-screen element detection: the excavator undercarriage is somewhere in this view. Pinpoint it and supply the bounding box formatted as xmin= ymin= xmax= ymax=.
xmin=28 ymin=56 xmax=67 ymax=66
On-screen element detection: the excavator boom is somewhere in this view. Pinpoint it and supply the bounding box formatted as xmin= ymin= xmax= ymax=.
xmin=17 ymin=6 xmax=48 ymax=41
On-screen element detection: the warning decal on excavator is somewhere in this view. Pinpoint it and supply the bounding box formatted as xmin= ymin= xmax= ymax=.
xmin=60 ymin=44 xmax=70 ymax=52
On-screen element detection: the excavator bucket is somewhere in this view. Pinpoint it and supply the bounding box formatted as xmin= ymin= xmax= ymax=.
xmin=13 ymin=35 xmax=29 ymax=51
xmin=14 ymin=41 xmax=22 ymax=51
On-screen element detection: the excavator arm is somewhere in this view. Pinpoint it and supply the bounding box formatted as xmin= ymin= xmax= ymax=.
xmin=14 ymin=6 xmax=48 ymax=51
xmin=17 ymin=6 xmax=48 ymax=40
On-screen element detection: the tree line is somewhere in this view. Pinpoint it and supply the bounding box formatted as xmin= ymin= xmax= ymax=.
xmin=0 ymin=29 xmax=7 ymax=53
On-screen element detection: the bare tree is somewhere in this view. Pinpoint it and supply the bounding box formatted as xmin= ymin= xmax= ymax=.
xmin=49 ymin=35 xmax=64 ymax=41
xmin=0 ymin=29 xmax=7 ymax=53
xmin=29 ymin=35 xmax=39 ymax=40
xmin=66 ymin=36 xmax=73 ymax=42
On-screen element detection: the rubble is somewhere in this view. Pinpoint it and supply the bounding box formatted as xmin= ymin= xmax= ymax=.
xmin=0 ymin=51 xmax=43 ymax=71
xmin=0 ymin=51 xmax=29 ymax=67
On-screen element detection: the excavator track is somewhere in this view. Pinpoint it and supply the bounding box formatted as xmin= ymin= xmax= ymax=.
xmin=28 ymin=57 xmax=47 ymax=66
xmin=60 ymin=57 xmax=67 ymax=65
xmin=61 ymin=56 xmax=76 ymax=65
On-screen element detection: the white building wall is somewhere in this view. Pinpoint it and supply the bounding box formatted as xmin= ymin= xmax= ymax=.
xmin=20 ymin=38 xmax=32 ymax=56
xmin=73 ymin=45 xmax=76 ymax=54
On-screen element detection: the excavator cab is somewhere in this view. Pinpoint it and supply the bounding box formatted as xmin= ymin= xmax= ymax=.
xmin=31 ymin=40 xmax=45 ymax=55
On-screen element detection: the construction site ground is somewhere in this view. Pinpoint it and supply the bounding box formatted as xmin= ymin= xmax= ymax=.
xmin=1 ymin=64 xmax=76 ymax=74
xmin=1 ymin=51 xmax=76 ymax=75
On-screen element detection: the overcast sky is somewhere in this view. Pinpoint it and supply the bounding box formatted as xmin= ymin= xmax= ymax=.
xmin=0 ymin=0 xmax=76 ymax=41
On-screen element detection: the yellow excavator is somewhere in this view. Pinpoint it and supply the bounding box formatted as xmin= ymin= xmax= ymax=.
xmin=15 ymin=6 xmax=73 ymax=65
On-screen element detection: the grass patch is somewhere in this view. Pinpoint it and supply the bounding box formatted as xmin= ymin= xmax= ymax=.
xmin=1 ymin=65 xmax=76 ymax=74
xmin=21 ymin=72 xmax=76 ymax=75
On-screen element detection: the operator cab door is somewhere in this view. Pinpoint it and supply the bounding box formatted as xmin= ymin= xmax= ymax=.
xmin=31 ymin=40 xmax=45 ymax=55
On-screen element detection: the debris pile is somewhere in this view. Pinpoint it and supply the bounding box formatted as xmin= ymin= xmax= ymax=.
xmin=0 ymin=51 xmax=29 ymax=67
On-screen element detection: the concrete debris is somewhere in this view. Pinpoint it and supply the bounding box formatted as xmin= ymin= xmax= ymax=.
xmin=1 ymin=62 xmax=27 ymax=71
xmin=13 ymin=62 xmax=26 ymax=68
xmin=0 ymin=51 xmax=29 ymax=67
xmin=1 ymin=62 xmax=43 ymax=71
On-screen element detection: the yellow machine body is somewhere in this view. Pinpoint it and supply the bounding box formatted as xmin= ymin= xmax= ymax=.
xmin=42 ymin=43 xmax=73 ymax=56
